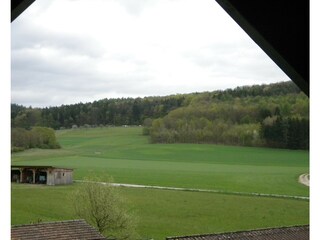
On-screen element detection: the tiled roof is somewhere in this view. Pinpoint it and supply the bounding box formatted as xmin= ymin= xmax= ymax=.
xmin=11 ymin=219 xmax=106 ymax=240
xmin=166 ymin=225 xmax=309 ymax=240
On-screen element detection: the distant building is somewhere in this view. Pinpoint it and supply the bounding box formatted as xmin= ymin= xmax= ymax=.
xmin=11 ymin=219 xmax=106 ymax=240
xmin=11 ymin=165 xmax=73 ymax=186
xmin=166 ymin=225 xmax=309 ymax=240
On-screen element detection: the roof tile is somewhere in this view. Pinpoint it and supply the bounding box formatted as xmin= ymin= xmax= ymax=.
xmin=166 ymin=225 xmax=309 ymax=240
xmin=11 ymin=219 xmax=106 ymax=240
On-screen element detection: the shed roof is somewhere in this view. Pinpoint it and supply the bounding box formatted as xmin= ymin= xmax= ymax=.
xmin=11 ymin=165 xmax=73 ymax=170
xmin=11 ymin=219 xmax=106 ymax=240
xmin=166 ymin=225 xmax=309 ymax=240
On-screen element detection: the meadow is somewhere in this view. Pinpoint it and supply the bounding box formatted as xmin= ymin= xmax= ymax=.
xmin=11 ymin=127 xmax=309 ymax=239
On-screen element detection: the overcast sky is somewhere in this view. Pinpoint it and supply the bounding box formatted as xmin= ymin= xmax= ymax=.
xmin=11 ymin=0 xmax=290 ymax=108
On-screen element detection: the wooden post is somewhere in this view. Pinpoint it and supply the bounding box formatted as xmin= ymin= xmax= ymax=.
xmin=19 ymin=168 xmax=23 ymax=183
xmin=32 ymin=169 xmax=36 ymax=184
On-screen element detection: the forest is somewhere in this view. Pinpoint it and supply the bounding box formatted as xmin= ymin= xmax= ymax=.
xmin=11 ymin=81 xmax=309 ymax=150
xmin=11 ymin=127 xmax=60 ymax=152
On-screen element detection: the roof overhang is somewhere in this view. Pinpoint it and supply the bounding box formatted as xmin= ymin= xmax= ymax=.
xmin=215 ymin=0 xmax=309 ymax=96
xmin=11 ymin=0 xmax=36 ymax=22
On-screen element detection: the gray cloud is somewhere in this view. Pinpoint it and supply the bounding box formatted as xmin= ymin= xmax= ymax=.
xmin=184 ymin=41 xmax=288 ymax=84
xmin=11 ymin=35 xmax=155 ymax=107
xmin=12 ymin=21 xmax=103 ymax=58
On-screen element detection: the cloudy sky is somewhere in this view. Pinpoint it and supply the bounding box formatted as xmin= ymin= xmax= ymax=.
xmin=11 ymin=0 xmax=289 ymax=108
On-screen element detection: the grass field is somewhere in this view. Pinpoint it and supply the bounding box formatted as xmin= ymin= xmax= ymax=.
xmin=11 ymin=127 xmax=309 ymax=239
xmin=11 ymin=183 xmax=308 ymax=240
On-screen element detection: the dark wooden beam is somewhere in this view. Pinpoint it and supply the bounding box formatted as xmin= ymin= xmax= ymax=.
xmin=11 ymin=0 xmax=36 ymax=22
xmin=215 ymin=0 xmax=309 ymax=96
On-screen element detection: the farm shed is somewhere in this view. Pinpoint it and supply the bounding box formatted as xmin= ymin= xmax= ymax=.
xmin=166 ymin=225 xmax=309 ymax=240
xmin=11 ymin=165 xmax=73 ymax=186
xmin=11 ymin=219 xmax=106 ymax=240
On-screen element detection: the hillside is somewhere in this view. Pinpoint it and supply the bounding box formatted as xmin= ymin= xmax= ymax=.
xmin=11 ymin=81 xmax=309 ymax=149
xmin=145 ymin=82 xmax=308 ymax=149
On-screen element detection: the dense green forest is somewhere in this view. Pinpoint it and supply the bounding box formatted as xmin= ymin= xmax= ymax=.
xmin=11 ymin=127 xmax=60 ymax=152
xmin=11 ymin=81 xmax=309 ymax=150
xmin=11 ymin=95 xmax=186 ymax=129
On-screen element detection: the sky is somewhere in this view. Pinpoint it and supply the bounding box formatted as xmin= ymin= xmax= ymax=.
xmin=11 ymin=0 xmax=290 ymax=108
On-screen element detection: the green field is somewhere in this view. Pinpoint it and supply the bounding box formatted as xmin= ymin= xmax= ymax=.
xmin=11 ymin=127 xmax=309 ymax=239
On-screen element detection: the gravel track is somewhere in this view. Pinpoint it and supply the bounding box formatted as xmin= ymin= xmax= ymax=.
xmin=299 ymin=173 xmax=310 ymax=187
xmin=75 ymin=180 xmax=309 ymax=201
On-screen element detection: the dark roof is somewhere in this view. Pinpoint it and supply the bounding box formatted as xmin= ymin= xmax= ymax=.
xmin=11 ymin=219 xmax=106 ymax=240
xmin=11 ymin=165 xmax=73 ymax=170
xmin=166 ymin=225 xmax=309 ymax=240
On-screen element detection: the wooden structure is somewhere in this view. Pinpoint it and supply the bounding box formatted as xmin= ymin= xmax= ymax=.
xmin=11 ymin=219 xmax=106 ymax=240
xmin=166 ymin=225 xmax=309 ymax=240
xmin=11 ymin=165 xmax=73 ymax=186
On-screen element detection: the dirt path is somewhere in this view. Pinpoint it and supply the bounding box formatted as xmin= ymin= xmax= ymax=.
xmin=74 ymin=180 xmax=309 ymax=201
xmin=299 ymin=173 xmax=309 ymax=187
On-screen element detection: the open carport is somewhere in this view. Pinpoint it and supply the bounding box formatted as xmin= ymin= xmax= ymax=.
xmin=11 ymin=165 xmax=73 ymax=185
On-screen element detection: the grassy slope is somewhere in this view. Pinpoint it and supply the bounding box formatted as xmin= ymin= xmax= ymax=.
xmin=11 ymin=127 xmax=309 ymax=239
xmin=12 ymin=127 xmax=309 ymax=196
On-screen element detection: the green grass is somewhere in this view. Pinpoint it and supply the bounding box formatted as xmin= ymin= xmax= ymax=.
xmin=11 ymin=184 xmax=76 ymax=224
xmin=11 ymin=184 xmax=309 ymax=240
xmin=11 ymin=127 xmax=309 ymax=239
xmin=12 ymin=127 xmax=309 ymax=196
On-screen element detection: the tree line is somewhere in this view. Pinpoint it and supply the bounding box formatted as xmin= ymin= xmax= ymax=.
xmin=11 ymin=127 xmax=60 ymax=152
xmin=12 ymin=95 xmax=187 ymax=130
xmin=143 ymin=82 xmax=309 ymax=150
xmin=11 ymin=81 xmax=309 ymax=150
xmin=260 ymin=116 xmax=309 ymax=149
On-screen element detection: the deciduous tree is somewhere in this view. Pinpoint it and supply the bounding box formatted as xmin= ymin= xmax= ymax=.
xmin=72 ymin=179 xmax=137 ymax=240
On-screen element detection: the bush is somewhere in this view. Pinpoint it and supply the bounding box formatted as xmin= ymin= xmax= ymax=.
xmin=11 ymin=127 xmax=61 ymax=152
xmin=31 ymin=127 xmax=61 ymax=149
xmin=11 ymin=146 xmax=25 ymax=152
